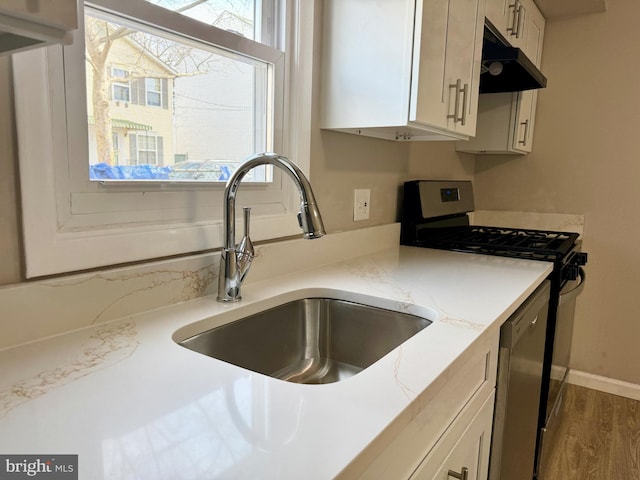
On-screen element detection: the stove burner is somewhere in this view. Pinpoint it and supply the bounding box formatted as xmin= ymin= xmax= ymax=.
xmin=415 ymin=225 xmax=579 ymax=262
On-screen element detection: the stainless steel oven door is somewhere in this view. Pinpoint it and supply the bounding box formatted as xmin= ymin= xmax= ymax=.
xmin=548 ymin=267 xmax=586 ymax=415
xmin=536 ymin=266 xmax=586 ymax=479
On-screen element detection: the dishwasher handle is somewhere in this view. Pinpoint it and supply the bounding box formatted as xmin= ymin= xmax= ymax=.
xmin=500 ymin=281 xmax=550 ymax=349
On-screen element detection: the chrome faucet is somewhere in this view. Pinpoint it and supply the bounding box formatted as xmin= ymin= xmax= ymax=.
xmin=217 ymin=153 xmax=326 ymax=302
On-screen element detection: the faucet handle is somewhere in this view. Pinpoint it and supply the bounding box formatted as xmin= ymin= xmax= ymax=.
xmin=237 ymin=207 xmax=254 ymax=282
xmin=238 ymin=206 xmax=254 ymax=255
xmin=243 ymin=206 xmax=251 ymax=238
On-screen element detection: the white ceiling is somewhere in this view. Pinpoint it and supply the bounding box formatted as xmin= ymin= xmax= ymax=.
xmin=534 ymin=0 xmax=607 ymax=18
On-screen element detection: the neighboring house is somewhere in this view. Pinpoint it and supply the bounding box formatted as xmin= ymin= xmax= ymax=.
xmin=85 ymin=10 xmax=269 ymax=182
xmin=85 ymin=35 xmax=176 ymax=167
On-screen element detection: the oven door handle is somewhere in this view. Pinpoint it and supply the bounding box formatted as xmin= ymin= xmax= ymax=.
xmin=559 ymin=267 xmax=586 ymax=306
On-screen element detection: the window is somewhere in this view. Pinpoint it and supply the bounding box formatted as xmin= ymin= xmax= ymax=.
xmin=144 ymin=78 xmax=162 ymax=107
xmin=111 ymin=67 xmax=130 ymax=102
xmin=84 ymin=4 xmax=275 ymax=182
xmin=12 ymin=0 xmax=316 ymax=277
xmin=133 ymin=132 xmax=162 ymax=165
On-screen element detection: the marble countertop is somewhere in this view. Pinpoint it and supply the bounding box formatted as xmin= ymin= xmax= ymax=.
xmin=0 ymin=244 xmax=552 ymax=479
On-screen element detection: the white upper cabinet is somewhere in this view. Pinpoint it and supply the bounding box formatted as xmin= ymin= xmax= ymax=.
xmin=512 ymin=2 xmax=544 ymax=153
xmin=457 ymin=0 xmax=545 ymax=154
xmin=321 ymin=0 xmax=486 ymax=142
xmin=486 ymin=0 xmax=526 ymax=49
xmin=0 ymin=0 xmax=77 ymax=56
xmin=522 ymin=0 xmax=545 ymax=65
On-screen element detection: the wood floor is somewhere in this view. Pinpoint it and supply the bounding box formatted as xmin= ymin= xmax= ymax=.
xmin=542 ymin=383 xmax=640 ymax=480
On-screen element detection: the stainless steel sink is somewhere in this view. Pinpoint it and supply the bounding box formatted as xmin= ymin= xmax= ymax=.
xmin=178 ymin=298 xmax=432 ymax=384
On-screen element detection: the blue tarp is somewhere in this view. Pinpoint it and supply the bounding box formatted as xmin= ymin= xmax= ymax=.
xmin=218 ymin=165 xmax=231 ymax=181
xmin=90 ymin=163 xmax=173 ymax=180
xmin=90 ymin=162 xmax=235 ymax=181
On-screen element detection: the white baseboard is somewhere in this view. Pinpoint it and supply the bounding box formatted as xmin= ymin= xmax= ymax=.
xmin=567 ymin=369 xmax=640 ymax=401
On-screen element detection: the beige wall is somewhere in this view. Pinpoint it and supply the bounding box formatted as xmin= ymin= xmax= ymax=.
xmin=474 ymin=0 xmax=640 ymax=384
xmin=310 ymin=132 xmax=473 ymax=232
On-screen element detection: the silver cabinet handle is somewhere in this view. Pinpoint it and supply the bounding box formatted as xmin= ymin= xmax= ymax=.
xmin=507 ymin=1 xmax=519 ymax=36
xmin=448 ymin=79 xmax=462 ymax=123
xmin=448 ymin=467 xmax=469 ymax=480
xmin=448 ymin=79 xmax=467 ymax=125
xmin=460 ymin=83 xmax=468 ymax=126
xmin=507 ymin=0 xmax=518 ymax=35
xmin=518 ymin=119 xmax=529 ymax=145
xmin=515 ymin=4 xmax=523 ymax=38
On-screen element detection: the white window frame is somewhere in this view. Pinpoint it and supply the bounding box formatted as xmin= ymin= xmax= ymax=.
xmin=111 ymin=66 xmax=130 ymax=102
xmin=134 ymin=131 xmax=159 ymax=165
xmin=144 ymin=77 xmax=161 ymax=107
xmin=13 ymin=0 xmax=317 ymax=278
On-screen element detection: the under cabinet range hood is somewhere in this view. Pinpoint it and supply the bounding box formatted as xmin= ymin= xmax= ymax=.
xmin=479 ymin=26 xmax=547 ymax=94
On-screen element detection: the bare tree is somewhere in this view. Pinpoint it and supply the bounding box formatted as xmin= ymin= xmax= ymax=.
xmin=85 ymin=18 xmax=130 ymax=164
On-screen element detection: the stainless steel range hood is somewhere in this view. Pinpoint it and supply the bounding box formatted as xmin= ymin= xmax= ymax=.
xmin=479 ymin=25 xmax=547 ymax=94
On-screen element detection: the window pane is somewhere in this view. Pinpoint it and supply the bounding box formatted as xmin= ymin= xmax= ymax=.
xmin=138 ymin=135 xmax=156 ymax=150
xmin=147 ymin=91 xmax=161 ymax=107
xmin=112 ymin=67 xmax=129 ymax=78
xmin=86 ymin=9 xmax=271 ymax=182
xmin=143 ymin=78 xmax=162 ymax=106
xmin=113 ymin=84 xmax=130 ymax=102
xmin=144 ymin=0 xmax=261 ymax=42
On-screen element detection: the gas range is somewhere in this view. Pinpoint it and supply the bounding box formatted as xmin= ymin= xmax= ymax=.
xmin=400 ymin=180 xmax=586 ymax=280
xmin=400 ymin=180 xmax=588 ymax=480
xmin=412 ymin=225 xmax=578 ymax=261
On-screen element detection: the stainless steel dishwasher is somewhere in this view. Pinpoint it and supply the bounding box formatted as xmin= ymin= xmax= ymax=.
xmin=489 ymin=281 xmax=551 ymax=480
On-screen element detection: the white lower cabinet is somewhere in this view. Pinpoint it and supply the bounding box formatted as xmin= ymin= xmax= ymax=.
xmin=410 ymin=390 xmax=495 ymax=480
xmin=352 ymin=333 xmax=498 ymax=480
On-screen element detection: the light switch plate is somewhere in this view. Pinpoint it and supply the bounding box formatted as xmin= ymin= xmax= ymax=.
xmin=354 ymin=189 xmax=370 ymax=221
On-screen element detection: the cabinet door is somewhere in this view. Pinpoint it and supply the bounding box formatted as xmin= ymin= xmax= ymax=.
xmin=447 ymin=0 xmax=485 ymax=136
xmin=410 ymin=391 xmax=494 ymax=480
xmin=486 ymin=0 xmax=526 ymax=48
xmin=511 ymin=90 xmax=535 ymax=153
xmin=411 ymin=0 xmax=484 ymax=136
xmin=510 ymin=2 xmax=543 ymax=153
xmin=485 ymin=0 xmax=511 ymax=40
xmin=522 ymin=0 xmax=545 ymax=66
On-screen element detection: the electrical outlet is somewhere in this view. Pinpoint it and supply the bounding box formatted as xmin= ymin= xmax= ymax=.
xmin=353 ymin=189 xmax=370 ymax=221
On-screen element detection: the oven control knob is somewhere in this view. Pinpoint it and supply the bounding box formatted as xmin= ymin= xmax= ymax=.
xmin=575 ymin=252 xmax=588 ymax=266
xmin=564 ymin=265 xmax=579 ymax=281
